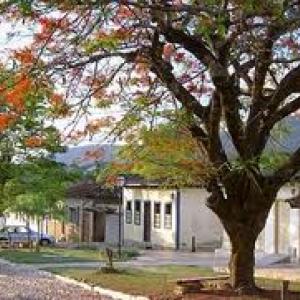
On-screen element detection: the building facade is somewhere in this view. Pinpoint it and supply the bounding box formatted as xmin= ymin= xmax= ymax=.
xmin=123 ymin=183 xmax=223 ymax=250
xmin=47 ymin=180 xmax=122 ymax=244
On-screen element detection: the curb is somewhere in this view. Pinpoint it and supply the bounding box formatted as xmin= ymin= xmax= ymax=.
xmin=53 ymin=273 xmax=149 ymax=300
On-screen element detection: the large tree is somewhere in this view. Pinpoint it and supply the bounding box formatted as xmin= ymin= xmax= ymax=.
xmin=6 ymin=0 xmax=300 ymax=293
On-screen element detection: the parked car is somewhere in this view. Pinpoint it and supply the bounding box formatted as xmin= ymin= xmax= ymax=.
xmin=0 ymin=225 xmax=55 ymax=246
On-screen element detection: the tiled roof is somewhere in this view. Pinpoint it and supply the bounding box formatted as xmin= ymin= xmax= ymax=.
xmin=67 ymin=180 xmax=120 ymax=204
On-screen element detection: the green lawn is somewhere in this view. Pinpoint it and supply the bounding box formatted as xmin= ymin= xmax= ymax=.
xmin=257 ymin=277 xmax=300 ymax=292
xmin=0 ymin=247 xmax=138 ymax=264
xmin=50 ymin=265 xmax=215 ymax=296
xmin=50 ymin=266 xmax=300 ymax=299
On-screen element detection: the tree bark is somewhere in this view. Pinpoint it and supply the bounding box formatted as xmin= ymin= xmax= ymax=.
xmin=229 ymin=233 xmax=256 ymax=292
xmin=220 ymin=203 xmax=273 ymax=294
xmin=210 ymin=178 xmax=276 ymax=294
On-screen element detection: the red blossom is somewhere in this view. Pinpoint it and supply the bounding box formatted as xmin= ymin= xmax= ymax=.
xmin=24 ymin=135 xmax=44 ymax=148
xmin=14 ymin=48 xmax=36 ymax=64
xmin=0 ymin=113 xmax=14 ymax=132
xmin=163 ymin=43 xmax=175 ymax=60
xmin=116 ymin=5 xmax=134 ymax=19
xmin=174 ymin=52 xmax=185 ymax=62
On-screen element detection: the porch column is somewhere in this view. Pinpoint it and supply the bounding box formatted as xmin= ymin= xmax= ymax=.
xmin=289 ymin=208 xmax=300 ymax=261
xmin=78 ymin=205 xmax=84 ymax=243
xmin=274 ymin=201 xmax=279 ymax=254
xmin=222 ymin=230 xmax=231 ymax=250
xmin=89 ymin=212 xmax=94 ymax=242
xmin=264 ymin=204 xmax=275 ymax=254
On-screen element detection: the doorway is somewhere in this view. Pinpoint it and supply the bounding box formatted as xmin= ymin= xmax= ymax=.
xmin=93 ymin=211 xmax=105 ymax=242
xmin=144 ymin=201 xmax=151 ymax=242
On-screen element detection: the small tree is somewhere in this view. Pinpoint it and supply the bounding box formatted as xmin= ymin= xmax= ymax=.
xmin=3 ymin=159 xmax=81 ymax=249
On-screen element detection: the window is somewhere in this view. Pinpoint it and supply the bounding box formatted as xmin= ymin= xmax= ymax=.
xmin=69 ymin=207 xmax=79 ymax=225
xmin=134 ymin=200 xmax=141 ymax=225
xmin=154 ymin=203 xmax=161 ymax=228
xmin=125 ymin=201 xmax=132 ymax=224
xmin=164 ymin=203 xmax=172 ymax=229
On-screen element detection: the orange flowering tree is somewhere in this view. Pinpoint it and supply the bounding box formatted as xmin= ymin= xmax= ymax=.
xmin=6 ymin=0 xmax=300 ymax=292
xmin=0 ymin=65 xmax=64 ymax=214
xmin=0 ymin=67 xmax=62 ymax=159
xmin=101 ymin=123 xmax=214 ymax=187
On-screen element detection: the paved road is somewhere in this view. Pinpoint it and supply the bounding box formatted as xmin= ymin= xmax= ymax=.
xmin=0 ymin=259 xmax=110 ymax=300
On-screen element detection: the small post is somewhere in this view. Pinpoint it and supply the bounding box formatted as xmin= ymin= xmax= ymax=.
xmin=281 ymin=280 xmax=289 ymax=300
xmin=118 ymin=194 xmax=122 ymax=259
xmin=116 ymin=176 xmax=125 ymax=259
xmin=192 ymin=236 xmax=196 ymax=252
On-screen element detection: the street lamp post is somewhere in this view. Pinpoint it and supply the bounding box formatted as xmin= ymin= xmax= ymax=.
xmin=116 ymin=176 xmax=125 ymax=259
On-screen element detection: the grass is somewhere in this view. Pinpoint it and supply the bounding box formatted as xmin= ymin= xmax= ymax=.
xmin=49 ymin=265 xmax=300 ymax=298
xmin=0 ymin=247 xmax=139 ymax=264
xmin=49 ymin=265 xmax=215 ymax=296
xmin=257 ymin=277 xmax=300 ymax=292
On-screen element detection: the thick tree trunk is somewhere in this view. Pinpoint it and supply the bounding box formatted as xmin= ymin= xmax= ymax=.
xmin=221 ymin=207 xmax=272 ymax=294
xmin=229 ymin=233 xmax=256 ymax=292
xmin=207 ymin=170 xmax=277 ymax=294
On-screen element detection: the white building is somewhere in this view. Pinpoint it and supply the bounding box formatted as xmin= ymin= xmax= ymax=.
xmin=0 ymin=213 xmax=45 ymax=233
xmin=123 ymin=178 xmax=223 ymax=250
xmin=123 ymin=176 xmax=300 ymax=260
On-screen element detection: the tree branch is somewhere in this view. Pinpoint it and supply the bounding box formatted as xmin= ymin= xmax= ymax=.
xmin=264 ymin=97 xmax=300 ymax=132
xmin=161 ymin=27 xmax=217 ymax=67
xmin=57 ymin=51 xmax=138 ymax=69
xmin=267 ymin=65 xmax=300 ymax=115
xmin=207 ymin=92 xmax=228 ymax=166
xmin=149 ymin=50 xmax=209 ymax=121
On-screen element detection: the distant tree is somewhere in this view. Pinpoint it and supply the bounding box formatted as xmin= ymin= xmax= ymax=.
xmin=3 ymin=159 xmax=81 ymax=228
xmin=7 ymin=0 xmax=300 ymax=293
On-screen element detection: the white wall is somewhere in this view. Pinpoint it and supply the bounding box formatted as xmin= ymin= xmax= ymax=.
xmin=124 ymin=187 xmax=223 ymax=250
xmin=123 ymin=188 xmax=176 ymax=248
xmin=289 ymin=209 xmax=300 ymax=259
xmin=179 ymin=188 xmax=223 ymax=250
xmin=3 ymin=213 xmax=47 ymax=233
xmin=262 ymin=204 xmax=275 ymax=253
xmin=105 ymin=213 xmax=123 ymax=245
xmin=0 ymin=216 xmax=5 ymax=228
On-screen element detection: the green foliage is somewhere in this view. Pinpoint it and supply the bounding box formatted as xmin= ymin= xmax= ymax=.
xmin=83 ymin=37 xmax=120 ymax=54
xmin=259 ymin=152 xmax=289 ymax=172
xmin=2 ymin=159 xmax=81 ymax=219
xmin=103 ymin=123 xmax=214 ymax=187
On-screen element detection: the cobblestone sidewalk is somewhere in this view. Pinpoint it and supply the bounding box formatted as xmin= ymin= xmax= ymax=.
xmin=0 ymin=260 xmax=110 ymax=300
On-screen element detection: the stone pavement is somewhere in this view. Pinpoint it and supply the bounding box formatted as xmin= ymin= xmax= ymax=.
xmin=0 ymin=259 xmax=110 ymax=300
xmin=33 ymin=250 xmax=228 ymax=269
xmin=32 ymin=249 xmax=289 ymax=270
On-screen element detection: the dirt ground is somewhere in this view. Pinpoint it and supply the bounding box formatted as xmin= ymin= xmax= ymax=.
xmin=149 ymin=289 xmax=300 ymax=300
